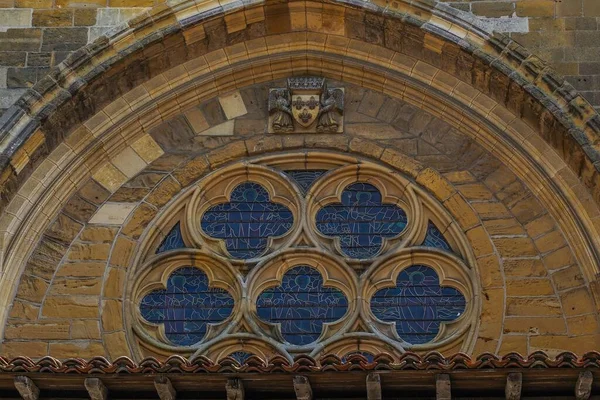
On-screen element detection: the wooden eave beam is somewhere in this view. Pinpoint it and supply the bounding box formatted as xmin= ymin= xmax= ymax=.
xmin=366 ymin=373 xmax=382 ymax=400
xmin=436 ymin=374 xmax=451 ymax=400
xmin=293 ymin=375 xmax=313 ymax=400
xmin=14 ymin=376 xmax=39 ymax=400
xmin=505 ymin=373 xmax=522 ymax=400
xmin=154 ymin=376 xmax=176 ymax=400
xmin=226 ymin=378 xmax=244 ymax=400
xmin=84 ymin=377 xmax=108 ymax=400
xmin=575 ymin=371 xmax=593 ymax=400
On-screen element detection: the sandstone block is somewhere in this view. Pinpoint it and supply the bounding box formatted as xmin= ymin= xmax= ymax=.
xmin=506 ymin=278 xmax=555 ymax=296
xmin=42 ymin=296 xmax=99 ymax=318
xmin=49 ymin=341 xmax=105 ymax=358
xmin=560 ymin=287 xmax=597 ymax=316
xmin=121 ymin=203 xmax=157 ymax=239
xmin=493 ymin=237 xmax=538 ymax=258
xmin=503 ymin=316 xmax=566 ymax=335
xmin=8 ymin=300 xmax=40 ymax=321
xmin=110 ymin=235 xmax=136 ymax=268
xmin=16 ymin=275 xmax=49 ymax=303
xmin=506 ymin=297 xmax=562 ymax=316
xmin=1 ymin=341 xmax=47 ymax=359
xmin=64 ymin=194 xmax=98 ymax=222
xmin=104 ymin=331 xmax=130 ymax=359
xmin=483 ymin=218 xmax=525 ymax=236
xmin=79 ymin=226 xmax=118 ymax=243
xmin=46 ymin=213 xmax=83 ymax=244
xmin=101 ymin=299 xmax=123 ymax=332
xmin=173 ymin=155 xmax=210 ymax=187
xmin=49 ymin=277 xmax=103 ymax=296
xmin=219 ymin=91 xmax=247 ymax=120
xmin=5 ymin=322 xmax=70 ymax=340
xmin=68 ymin=242 xmax=111 ymax=261
xmin=33 ymin=9 xmax=74 ymax=27
xmin=71 ymin=320 xmax=101 ymax=340
xmin=41 ymin=27 xmax=88 ymax=51
xmin=89 ymin=202 xmax=137 ymax=225
xmin=104 ymin=268 xmax=125 ymax=298
xmin=56 ymin=262 xmax=106 ymax=278
xmin=551 ymin=265 xmax=585 ymax=291
xmin=503 ymin=259 xmax=547 ymax=278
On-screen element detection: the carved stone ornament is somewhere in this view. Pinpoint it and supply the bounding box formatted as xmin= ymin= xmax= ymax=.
xmin=268 ymin=77 xmax=344 ymax=133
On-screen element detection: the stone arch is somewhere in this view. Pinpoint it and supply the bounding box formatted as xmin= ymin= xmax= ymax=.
xmin=0 ymin=0 xmax=599 ymax=358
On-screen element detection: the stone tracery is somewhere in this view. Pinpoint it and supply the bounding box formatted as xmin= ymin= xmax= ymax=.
xmin=129 ymin=153 xmax=477 ymax=360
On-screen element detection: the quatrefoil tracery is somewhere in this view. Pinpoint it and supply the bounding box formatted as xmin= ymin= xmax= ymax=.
xmin=132 ymin=154 xmax=477 ymax=359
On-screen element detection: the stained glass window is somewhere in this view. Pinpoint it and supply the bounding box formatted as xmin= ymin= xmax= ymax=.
xmin=315 ymin=182 xmax=407 ymax=259
xmin=370 ymin=265 xmax=465 ymax=345
xmin=200 ymin=182 xmax=294 ymax=259
xmin=284 ymin=170 xmax=327 ymax=193
xmin=256 ymin=266 xmax=348 ymax=346
xmin=226 ymin=351 xmax=253 ymax=364
xmin=422 ymin=221 xmax=452 ymax=252
xmin=342 ymin=351 xmax=375 ymax=362
xmin=156 ymin=222 xmax=186 ymax=254
xmin=139 ymin=267 xmax=234 ymax=346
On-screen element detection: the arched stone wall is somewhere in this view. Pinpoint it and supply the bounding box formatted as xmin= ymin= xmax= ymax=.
xmin=0 ymin=0 xmax=599 ymax=359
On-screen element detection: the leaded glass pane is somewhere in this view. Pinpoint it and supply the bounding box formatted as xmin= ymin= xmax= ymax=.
xmin=226 ymin=351 xmax=253 ymax=364
xmin=370 ymin=265 xmax=465 ymax=345
xmin=139 ymin=267 xmax=234 ymax=346
xmin=315 ymin=182 xmax=407 ymax=259
xmin=200 ymin=182 xmax=294 ymax=259
xmin=156 ymin=222 xmax=186 ymax=254
xmin=284 ymin=170 xmax=327 ymax=193
xmin=256 ymin=266 xmax=348 ymax=346
xmin=342 ymin=351 xmax=375 ymax=362
xmin=422 ymin=221 xmax=452 ymax=252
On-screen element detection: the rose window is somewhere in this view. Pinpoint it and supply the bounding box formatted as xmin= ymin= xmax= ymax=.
xmin=130 ymin=154 xmax=476 ymax=360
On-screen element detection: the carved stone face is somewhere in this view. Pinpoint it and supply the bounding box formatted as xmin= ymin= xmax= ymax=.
xmin=291 ymin=94 xmax=320 ymax=128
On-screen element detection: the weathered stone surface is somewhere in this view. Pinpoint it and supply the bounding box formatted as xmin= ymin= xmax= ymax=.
xmin=48 ymin=341 xmax=105 ymax=358
xmin=42 ymin=296 xmax=99 ymax=318
xmin=5 ymin=321 xmax=70 ymax=340
xmin=101 ymin=299 xmax=123 ymax=332
xmin=71 ymin=320 xmax=101 ymax=340
xmin=121 ymin=203 xmax=157 ymax=239
xmin=49 ymin=277 xmax=102 ymax=296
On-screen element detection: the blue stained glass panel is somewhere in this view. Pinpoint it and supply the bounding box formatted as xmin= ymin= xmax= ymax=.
xmin=256 ymin=266 xmax=348 ymax=346
xmin=342 ymin=351 xmax=375 ymax=362
xmin=370 ymin=265 xmax=466 ymax=345
xmin=226 ymin=351 xmax=253 ymax=364
xmin=156 ymin=222 xmax=186 ymax=254
xmin=200 ymin=182 xmax=294 ymax=259
xmin=315 ymin=182 xmax=407 ymax=259
xmin=422 ymin=221 xmax=452 ymax=252
xmin=139 ymin=267 xmax=234 ymax=346
xmin=284 ymin=170 xmax=327 ymax=194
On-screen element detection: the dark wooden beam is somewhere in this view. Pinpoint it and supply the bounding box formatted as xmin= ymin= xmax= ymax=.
xmin=505 ymin=373 xmax=522 ymax=400
xmin=226 ymin=378 xmax=244 ymax=400
xmin=14 ymin=376 xmax=39 ymax=400
xmin=154 ymin=376 xmax=176 ymax=400
xmin=293 ymin=376 xmax=312 ymax=400
xmin=366 ymin=373 xmax=382 ymax=400
xmin=575 ymin=371 xmax=593 ymax=400
xmin=436 ymin=374 xmax=451 ymax=400
xmin=84 ymin=378 xmax=107 ymax=400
